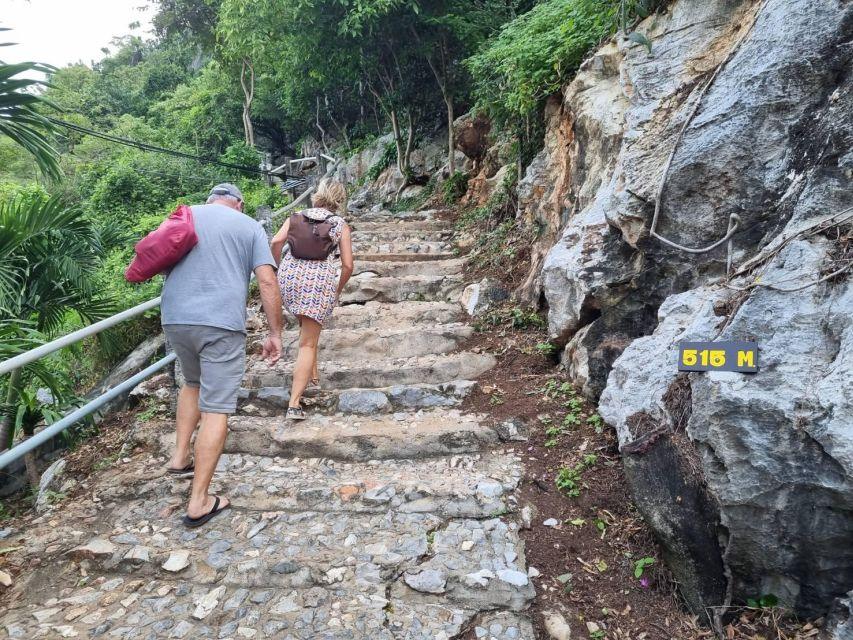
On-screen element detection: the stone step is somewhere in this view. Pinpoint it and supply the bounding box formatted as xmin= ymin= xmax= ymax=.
xmin=356 ymin=252 xmax=458 ymax=262
xmin=350 ymin=220 xmax=451 ymax=234
xmin=243 ymin=352 xmax=496 ymax=391
xmin=238 ymin=380 xmax=476 ymax=417
xmin=225 ymin=410 xmax=501 ymax=461
xmin=248 ymin=324 xmax=472 ymax=363
xmin=105 ymin=452 xmax=521 ymax=519
xmin=351 ymin=229 xmax=452 ymax=243
xmin=354 ymin=257 xmax=464 ymax=277
xmin=7 ymin=498 xmax=533 ymax=636
xmin=254 ymin=300 xmax=462 ymax=331
xmin=305 ymin=301 xmax=462 ymax=330
xmin=351 ymin=209 xmax=441 ymax=222
xmin=352 ymin=240 xmax=454 ymax=255
xmin=342 ymin=273 xmax=464 ymax=304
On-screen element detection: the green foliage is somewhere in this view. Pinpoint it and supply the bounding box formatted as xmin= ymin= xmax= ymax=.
xmin=0 ymin=51 xmax=61 ymax=180
xmin=468 ymin=0 xmax=617 ymax=124
xmin=555 ymin=454 xmax=598 ymax=497
xmin=442 ymin=171 xmax=469 ymax=204
xmin=746 ymin=594 xmax=779 ymax=609
xmin=633 ymin=556 xmax=655 ymax=578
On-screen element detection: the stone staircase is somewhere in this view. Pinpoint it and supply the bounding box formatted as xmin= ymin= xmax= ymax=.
xmin=0 ymin=207 xmax=536 ymax=640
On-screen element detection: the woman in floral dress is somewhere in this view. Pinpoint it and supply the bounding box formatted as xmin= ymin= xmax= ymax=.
xmin=271 ymin=178 xmax=353 ymax=420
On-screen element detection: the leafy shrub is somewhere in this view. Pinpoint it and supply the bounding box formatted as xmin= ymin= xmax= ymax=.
xmin=442 ymin=171 xmax=469 ymax=205
xmin=221 ymin=142 xmax=261 ymax=169
xmin=468 ymin=0 xmax=618 ymax=123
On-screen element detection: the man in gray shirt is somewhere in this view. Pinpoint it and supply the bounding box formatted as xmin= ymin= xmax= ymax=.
xmin=161 ymin=183 xmax=283 ymax=528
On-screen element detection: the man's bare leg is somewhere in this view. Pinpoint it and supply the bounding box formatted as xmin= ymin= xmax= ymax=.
xmin=187 ymin=412 xmax=230 ymax=518
xmin=169 ymin=385 xmax=200 ymax=470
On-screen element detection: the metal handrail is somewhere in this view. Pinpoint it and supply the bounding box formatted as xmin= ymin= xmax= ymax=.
xmin=0 ymin=297 xmax=162 ymax=376
xmin=0 ymin=354 xmax=176 ymax=470
xmin=0 ymin=295 xmax=167 ymax=470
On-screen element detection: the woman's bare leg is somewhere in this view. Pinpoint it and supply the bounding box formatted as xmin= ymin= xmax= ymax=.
xmin=289 ymin=316 xmax=322 ymax=408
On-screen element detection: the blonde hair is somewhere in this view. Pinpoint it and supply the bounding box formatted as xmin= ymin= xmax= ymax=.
xmin=311 ymin=177 xmax=347 ymax=213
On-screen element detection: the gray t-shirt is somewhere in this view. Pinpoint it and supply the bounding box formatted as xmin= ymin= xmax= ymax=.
xmin=161 ymin=203 xmax=275 ymax=333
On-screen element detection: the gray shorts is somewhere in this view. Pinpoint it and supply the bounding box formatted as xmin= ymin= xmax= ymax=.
xmin=163 ymin=324 xmax=246 ymax=414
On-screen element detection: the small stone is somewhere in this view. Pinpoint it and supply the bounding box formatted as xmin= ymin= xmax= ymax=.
xmin=336 ymin=485 xmax=361 ymax=502
xmin=521 ymin=505 xmax=533 ymax=529
xmin=223 ymin=588 xmax=249 ymax=611
xmin=246 ymin=520 xmax=267 ymax=539
xmin=325 ymin=567 xmax=347 ymax=584
xmin=489 ymin=623 xmax=504 ymax=635
xmin=32 ymin=608 xmax=61 ymax=623
xmin=338 ymin=389 xmax=390 ymax=414
xmin=543 ymin=518 xmax=559 ymax=527
xmin=586 ymin=622 xmax=601 ymax=634
xmin=543 ymin=611 xmax=572 ymax=640
xmin=476 ymin=480 xmax=504 ymax=499
xmin=344 ymin=534 xmax=358 ymax=547
xmin=460 ymin=540 xmax=475 ymax=551
xmin=193 ymin=585 xmax=226 ymax=619
xmin=170 ymin=620 xmax=194 ymax=638
xmin=404 ymin=569 xmax=446 ymax=594
xmin=69 ymin=538 xmax=116 ymax=560
xmin=271 ymin=595 xmax=299 ymax=615
xmin=50 ymin=626 xmax=78 ymax=638
xmin=0 ymin=570 xmax=11 ymax=587
xmin=64 ymin=607 xmax=87 ymax=621
xmin=462 ymin=569 xmax=494 ymax=588
xmin=162 ymin=550 xmax=191 ymax=572
xmin=363 ymin=485 xmax=396 ymax=505
xmin=124 ymin=546 xmax=150 ymax=563
xmin=209 ymin=540 xmax=231 ymax=554
xmin=496 ymin=569 xmax=529 ymax=587
xmin=475 ymin=628 xmax=488 ymax=639
xmin=237 ymin=628 xmax=257 ymax=639
xmin=528 ymin=566 xmax=541 ymax=578
xmin=271 ymin=561 xmax=299 ymax=574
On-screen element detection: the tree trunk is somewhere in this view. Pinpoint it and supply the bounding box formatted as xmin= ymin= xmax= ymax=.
xmin=446 ymin=98 xmax=455 ymax=175
xmin=0 ymin=368 xmax=22 ymax=451
xmin=390 ymin=109 xmax=404 ymax=174
xmin=240 ymin=59 xmax=255 ymax=147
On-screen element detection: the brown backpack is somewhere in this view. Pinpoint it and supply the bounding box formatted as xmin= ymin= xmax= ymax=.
xmin=287 ymin=211 xmax=336 ymax=260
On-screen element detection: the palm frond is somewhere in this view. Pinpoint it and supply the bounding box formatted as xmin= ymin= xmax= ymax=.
xmin=0 ymin=56 xmax=61 ymax=180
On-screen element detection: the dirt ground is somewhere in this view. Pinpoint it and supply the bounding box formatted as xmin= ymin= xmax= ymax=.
xmin=458 ymin=306 xmax=826 ymax=640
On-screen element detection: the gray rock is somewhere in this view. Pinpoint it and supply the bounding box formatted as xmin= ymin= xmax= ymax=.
xmin=387 ymin=385 xmax=457 ymax=409
xmin=403 ymin=568 xmax=447 ymax=594
xmin=496 ymin=569 xmax=529 ymax=587
xmin=337 ymin=390 xmax=391 ymax=414
xmin=460 ymin=278 xmax=508 ymax=317
xmin=827 ymin=590 xmax=853 ymax=640
xmin=35 ymin=459 xmax=66 ymax=512
xmin=363 ymin=485 xmax=396 ymax=505
xmin=600 ymin=238 xmax=853 ymax=616
xmin=543 ymin=611 xmax=572 ymax=640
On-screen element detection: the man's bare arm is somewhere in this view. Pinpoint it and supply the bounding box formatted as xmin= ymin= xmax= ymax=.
xmin=254 ymin=264 xmax=283 ymax=364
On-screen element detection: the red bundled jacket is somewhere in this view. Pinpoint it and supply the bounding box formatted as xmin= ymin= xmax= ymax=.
xmin=125 ymin=204 xmax=198 ymax=283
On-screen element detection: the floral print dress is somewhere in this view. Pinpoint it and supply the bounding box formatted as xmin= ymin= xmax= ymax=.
xmin=278 ymin=209 xmax=345 ymax=325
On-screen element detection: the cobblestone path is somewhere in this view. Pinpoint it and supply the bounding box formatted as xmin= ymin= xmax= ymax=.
xmin=1 ymin=207 xmax=537 ymax=639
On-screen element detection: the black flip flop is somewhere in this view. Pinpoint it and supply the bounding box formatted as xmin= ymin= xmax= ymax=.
xmin=167 ymin=463 xmax=194 ymax=476
xmin=182 ymin=496 xmax=230 ymax=529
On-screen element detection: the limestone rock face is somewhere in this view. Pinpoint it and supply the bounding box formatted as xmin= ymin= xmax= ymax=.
xmin=600 ymin=237 xmax=853 ymax=616
xmin=532 ymin=0 xmax=853 ymax=400
xmin=525 ymin=0 xmax=853 ymax=621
